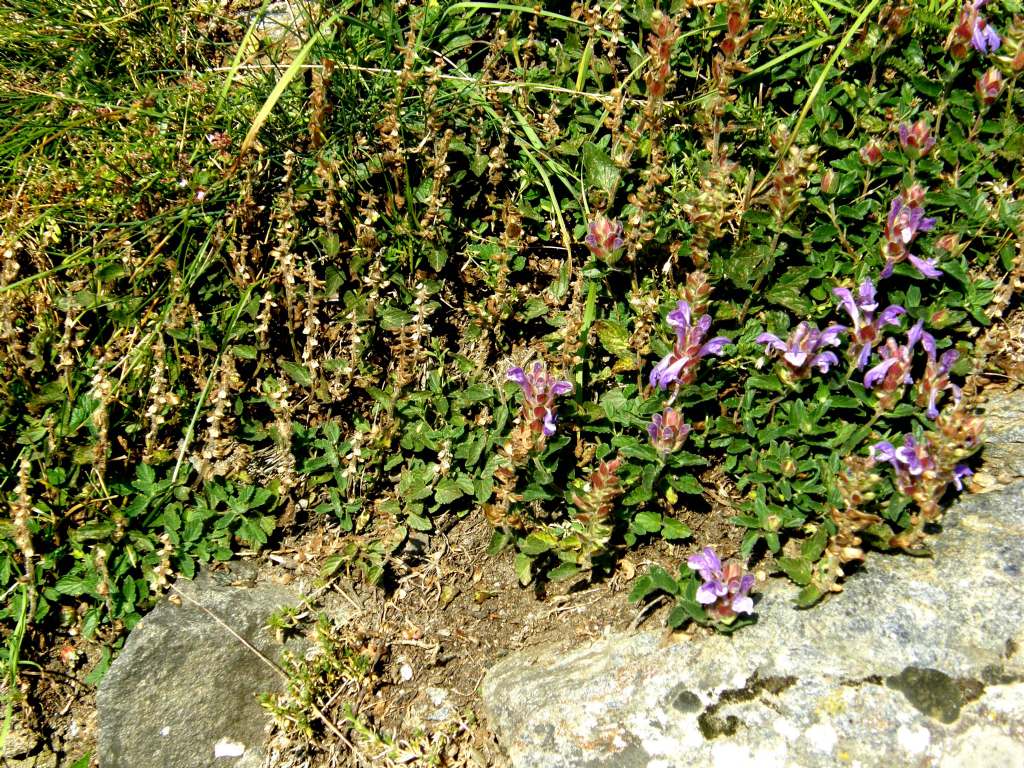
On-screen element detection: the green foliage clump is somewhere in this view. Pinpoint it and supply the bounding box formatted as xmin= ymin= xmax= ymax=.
xmin=0 ymin=0 xmax=1021 ymax=667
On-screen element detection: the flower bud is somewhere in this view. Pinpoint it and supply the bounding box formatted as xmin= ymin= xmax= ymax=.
xmin=903 ymin=183 xmax=927 ymax=208
xmin=584 ymin=216 xmax=624 ymax=265
xmin=976 ymin=67 xmax=1004 ymax=105
xmin=820 ymin=169 xmax=837 ymax=195
xmin=898 ymin=119 xmax=935 ymax=159
xmin=859 ymin=140 xmax=884 ymax=166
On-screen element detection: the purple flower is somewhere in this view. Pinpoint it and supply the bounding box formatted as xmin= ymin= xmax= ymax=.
xmin=756 ymin=321 xmax=846 ymax=383
xmin=881 ymin=195 xmax=939 ymax=279
xmin=648 ymin=407 xmax=691 ymax=455
xmin=915 ymin=335 xmax=961 ymax=419
xmin=507 ymin=362 xmax=573 ymax=437
xmin=864 ymin=321 xmax=932 ymax=411
xmin=687 ymin=547 xmax=754 ymax=623
xmin=833 ymin=279 xmax=906 ymax=369
xmin=971 ymin=7 xmax=1001 ymax=53
xmin=650 ymin=300 xmax=731 ymax=393
xmin=948 ymin=0 xmax=1001 ymax=57
xmin=585 ymin=216 xmax=625 ymax=265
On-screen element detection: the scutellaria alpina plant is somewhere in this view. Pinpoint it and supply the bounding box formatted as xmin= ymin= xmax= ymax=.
xmin=947 ymin=0 xmax=1001 ymax=57
xmin=871 ymin=409 xmax=980 ymax=551
xmin=507 ymin=362 xmax=573 ymax=439
xmin=897 ymin=119 xmax=936 ymax=159
xmin=756 ymin=321 xmax=846 ymax=383
xmin=649 ymin=300 xmax=730 ymax=396
xmin=833 ymin=279 xmax=906 ymax=369
xmin=864 ymin=321 xmax=931 ymax=411
xmin=881 ymin=193 xmax=940 ymax=278
xmin=687 ymin=547 xmax=755 ymax=624
xmin=585 ymin=216 xmax=625 ymax=265
xmin=5 ymin=0 xmax=1018 ymax=718
xmin=915 ymin=337 xmax=962 ymax=419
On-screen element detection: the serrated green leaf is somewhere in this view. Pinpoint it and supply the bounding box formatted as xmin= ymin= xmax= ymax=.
xmin=661 ymin=518 xmax=691 ymax=541
xmin=801 ymin=526 xmax=829 ymax=561
xmin=647 ymin=565 xmax=680 ymax=596
xmin=777 ymin=556 xmax=812 ymax=586
xmin=548 ymin=562 xmax=580 ymax=581
xmin=633 ymin=511 xmax=662 ymax=533
xmin=406 ymin=513 xmax=433 ymax=532
xmin=582 ymin=141 xmax=620 ymax=196
xmin=593 ymin=319 xmax=631 ymax=357
xmin=280 ymin=361 xmax=312 ymax=387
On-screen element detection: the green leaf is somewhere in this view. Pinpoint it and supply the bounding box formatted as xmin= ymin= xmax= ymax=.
xmin=593 ymin=319 xmax=631 ymax=357
xmin=627 ymin=574 xmax=655 ymax=603
xmin=487 ymin=530 xmax=513 ymax=556
xmin=280 ymin=361 xmax=312 ymax=387
xmin=582 ymin=141 xmax=620 ymax=196
xmin=668 ymin=475 xmax=704 ymax=495
xmin=548 ymin=562 xmax=580 ymax=581
xmin=777 ymin=556 xmax=812 ymax=586
xmin=55 ymin=573 xmax=95 ymax=596
xmin=796 ymin=583 xmax=827 ymax=608
xmin=660 ymin=518 xmax=691 ymax=541
xmin=380 ymin=307 xmax=414 ymax=330
xmin=647 ymin=565 xmax=680 ymax=596
xmin=434 ymin=479 xmax=466 ymax=505
xmin=519 ymin=532 xmax=555 ymax=556
xmin=514 ymin=552 xmax=533 ymax=586
xmin=801 ymin=526 xmax=829 ymax=561
xmin=633 ymin=511 xmax=662 ymax=533
xmin=406 ymin=513 xmax=433 ymax=532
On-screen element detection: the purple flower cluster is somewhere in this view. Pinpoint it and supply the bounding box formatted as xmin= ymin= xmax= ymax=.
xmin=871 ymin=436 xmax=973 ymax=497
xmin=863 ymin=320 xmax=930 ymax=410
xmin=916 ymin=336 xmax=962 ymax=419
xmin=756 ymin=322 xmax=846 ymax=383
xmin=650 ymin=300 xmax=731 ymax=394
xmin=687 ymin=547 xmax=755 ymax=623
xmin=507 ymin=362 xmax=573 ymax=437
xmin=833 ymin=279 xmax=905 ymax=369
xmin=881 ymin=193 xmax=940 ymax=279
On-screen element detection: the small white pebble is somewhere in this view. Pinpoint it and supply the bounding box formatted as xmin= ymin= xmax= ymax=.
xmin=400 ymin=663 xmax=414 ymax=682
xmin=897 ymin=724 xmax=930 ymax=754
xmin=805 ymin=722 xmax=838 ymax=753
xmin=214 ymin=739 xmax=245 ymax=758
xmin=160 ymin=726 xmax=170 ymax=737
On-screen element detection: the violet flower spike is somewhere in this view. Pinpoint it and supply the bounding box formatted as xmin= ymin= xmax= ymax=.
xmin=687 ymin=546 xmax=754 ymax=622
xmin=833 ymin=278 xmax=906 ymax=369
xmin=864 ymin=320 xmax=930 ymax=389
xmin=881 ymin=196 xmax=940 ymax=279
xmin=756 ymin=321 xmax=846 ymax=382
xmin=507 ymin=362 xmax=573 ymax=437
xmin=649 ymin=300 xmax=730 ymax=394
xmin=915 ymin=334 xmax=961 ymax=419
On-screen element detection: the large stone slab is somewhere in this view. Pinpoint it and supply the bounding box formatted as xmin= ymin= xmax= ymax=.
xmin=97 ymin=570 xmax=301 ymax=768
xmin=483 ymin=457 xmax=1024 ymax=767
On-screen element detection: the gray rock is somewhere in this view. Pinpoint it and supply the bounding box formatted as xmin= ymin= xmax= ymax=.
xmin=977 ymin=390 xmax=1024 ymax=484
xmin=482 ymin=479 xmax=1024 ymax=767
xmin=97 ymin=571 xmax=302 ymax=768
